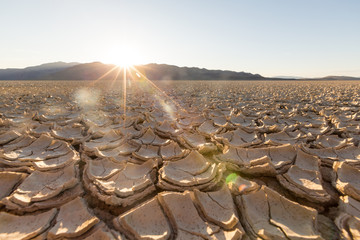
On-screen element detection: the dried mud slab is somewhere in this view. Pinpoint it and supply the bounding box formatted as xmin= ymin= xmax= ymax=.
xmin=334 ymin=212 xmax=360 ymax=240
xmin=32 ymin=150 xmax=80 ymax=171
xmin=117 ymin=125 xmax=143 ymax=138
xmin=0 ymin=134 xmax=36 ymax=152
xmin=155 ymin=120 xmax=182 ymax=137
xmin=0 ymin=171 xmax=27 ymax=200
xmin=3 ymin=164 xmax=79 ymax=211
xmin=215 ymin=128 xmax=261 ymax=148
xmin=339 ymin=195 xmax=360 ymax=219
xmin=1 ymin=134 xmax=70 ymax=161
xmin=51 ymin=123 xmax=89 ymax=144
xmin=277 ymin=149 xmax=332 ymax=203
xmin=198 ymin=120 xmax=222 ymax=136
xmin=333 ymin=197 xmax=360 ymax=239
xmin=302 ymin=146 xmax=338 ymax=161
xmin=236 ymin=186 xmax=287 ymax=239
xmin=264 ymin=130 xmax=305 ymax=145
xmin=229 ymin=113 xmax=257 ymax=128
xmin=335 ymin=146 xmax=360 ymax=167
xmin=95 ymin=141 xmax=140 ymax=159
xmin=133 ymin=128 xmax=170 ymax=146
xmin=211 ymin=115 xmax=228 ymax=127
xmin=6 ymin=184 xmax=84 ymax=214
xmin=313 ymin=135 xmax=350 ymax=149
xmin=303 ymin=145 xmax=360 ymax=168
xmin=178 ymin=131 xmax=217 ymax=153
xmin=0 ymin=130 xmax=22 ymax=145
xmin=83 ymin=130 xmax=125 ymax=153
xmin=332 ymin=162 xmax=360 ymax=201
xmin=132 ymin=144 xmax=161 ymax=161
xmin=113 ymin=185 xmax=244 ymax=239
xmin=159 ymin=140 xmax=187 ymax=160
xmin=0 ymin=134 xmax=79 ymax=172
xmin=158 ymin=150 xmax=224 ymax=191
xmin=236 ymin=185 xmax=323 ymax=239
xmin=48 ymin=197 xmax=100 ymax=239
xmin=85 ymin=157 xmax=126 ymax=180
xmin=177 ymin=114 xmax=207 ymax=129
xmin=215 ymin=144 xmax=296 ymax=176
xmin=84 ymin=158 xmax=158 ymax=206
xmin=0 ymin=208 xmax=57 ymax=240
xmin=159 ymin=190 xmax=244 ymax=240
xmin=299 ymin=125 xmax=332 ymax=137
xmin=81 ymin=222 xmax=126 ymax=240
xmin=29 ymin=122 xmax=54 ymax=137
xmin=114 ymin=197 xmax=172 ymax=240
xmin=193 ymin=185 xmax=239 ymax=230
xmin=35 ymin=110 xmax=81 ymax=124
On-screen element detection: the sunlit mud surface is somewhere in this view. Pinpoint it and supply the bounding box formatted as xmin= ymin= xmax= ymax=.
xmin=1 ymin=80 xmax=360 ymax=239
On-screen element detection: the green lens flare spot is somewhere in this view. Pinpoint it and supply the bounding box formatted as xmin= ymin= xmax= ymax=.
xmin=226 ymin=173 xmax=238 ymax=184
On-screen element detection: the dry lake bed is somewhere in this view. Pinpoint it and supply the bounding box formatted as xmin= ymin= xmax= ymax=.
xmin=1 ymin=80 xmax=360 ymax=239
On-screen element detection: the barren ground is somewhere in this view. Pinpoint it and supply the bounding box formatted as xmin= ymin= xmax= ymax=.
xmin=1 ymin=80 xmax=360 ymax=240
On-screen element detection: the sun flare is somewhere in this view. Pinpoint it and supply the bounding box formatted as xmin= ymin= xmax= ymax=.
xmin=102 ymin=46 xmax=145 ymax=68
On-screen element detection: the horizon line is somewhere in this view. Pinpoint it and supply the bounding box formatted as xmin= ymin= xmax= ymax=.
xmin=1 ymin=61 xmax=359 ymax=79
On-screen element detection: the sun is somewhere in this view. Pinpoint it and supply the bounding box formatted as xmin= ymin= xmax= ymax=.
xmin=102 ymin=46 xmax=145 ymax=68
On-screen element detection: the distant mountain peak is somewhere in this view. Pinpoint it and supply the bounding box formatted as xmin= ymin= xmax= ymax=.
xmin=273 ymin=76 xmax=303 ymax=79
xmin=0 ymin=62 xmax=80 ymax=80
xmin=25 ymin=61 xmax=80 ymax=69
xmin=1 ymin=62 xmax=359 ymax=81
xmin=321 ymin=75 xmax=360 ymax=80
xmin=41 ymin=62 xmax=265 ymax=81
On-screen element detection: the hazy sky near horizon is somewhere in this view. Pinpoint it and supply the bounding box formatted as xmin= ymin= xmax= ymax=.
xmin=1 ymin=0 xmax=359 ymax=78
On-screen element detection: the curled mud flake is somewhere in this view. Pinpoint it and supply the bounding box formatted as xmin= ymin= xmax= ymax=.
xmin=332 ymin=162 xmax=360 ymax=201
xmin=0 ymin=208 xmax=57 ymax=240
xmin=48 ymin=197 xmax=100 ymax=239
xmin=158 ymin=151 xmax=223 ymax=191
xmin=5 ymin=164 xmax=78 ymax=208
xmin=236 ymin=186 xmax=323 ymax=239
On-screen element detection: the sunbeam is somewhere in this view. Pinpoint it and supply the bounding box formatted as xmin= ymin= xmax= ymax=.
xmin=129 ymin=66 xmax=187 ymax=114
xmin=89 ymin=65 xmax=119 ymax=86
xmin=123 ymin=66 xmax=127 ymax=126
xmin=109 ymin=66 xmax=122 ymax=90
xmin=82 ymin=59 xmax=188 ymax=127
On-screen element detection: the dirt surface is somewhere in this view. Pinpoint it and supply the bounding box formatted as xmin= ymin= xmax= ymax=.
xmin=1 ymin=80 xmax=360 ymax=239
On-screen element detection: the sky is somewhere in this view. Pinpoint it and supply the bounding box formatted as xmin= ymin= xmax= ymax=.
xmin=0 ymin=0 xmax=359 ymax=78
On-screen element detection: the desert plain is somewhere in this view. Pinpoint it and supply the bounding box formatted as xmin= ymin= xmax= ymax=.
xmin=0 ymin=80 xmax=360 ymax=240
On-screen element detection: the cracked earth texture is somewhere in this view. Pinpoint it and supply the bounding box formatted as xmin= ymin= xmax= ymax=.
xmin=1 ymin=80 xmax=360 ymax=240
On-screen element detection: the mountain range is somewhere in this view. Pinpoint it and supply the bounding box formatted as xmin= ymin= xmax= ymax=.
xmin=0 ymin=62 xmax=359 ymax=81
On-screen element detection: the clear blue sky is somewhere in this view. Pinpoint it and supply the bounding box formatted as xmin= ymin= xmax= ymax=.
xmin=1 ymin=0 xmax=359 ymax=77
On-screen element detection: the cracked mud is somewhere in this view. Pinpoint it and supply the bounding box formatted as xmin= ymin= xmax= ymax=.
xmin=1 ymin=80 xmax=360 ymax=239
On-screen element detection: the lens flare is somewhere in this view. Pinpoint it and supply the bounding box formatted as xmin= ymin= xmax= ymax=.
xmin=226 ymin=173 xmax=238 ymax=184
xmin=226 ymin=173 xmax=248 ymax=194
xmin=74 ymin=88 xmax=100 ymax=110
xmin=83 ymin=52 xmax=188 ymax=127
xmin=129 ymin=66 xmax=187 ymax=114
